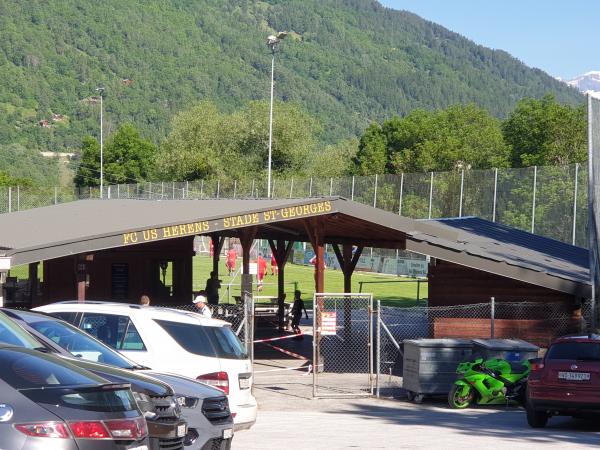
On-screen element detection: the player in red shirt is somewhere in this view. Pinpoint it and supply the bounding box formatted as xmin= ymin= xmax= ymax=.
xmin=225 ymin=247 xmax=237 ymax=275
xmin=270 ymin=253 xmax=278 ymax=275
xmin=257 ymin=254 xmax=267 ymax=291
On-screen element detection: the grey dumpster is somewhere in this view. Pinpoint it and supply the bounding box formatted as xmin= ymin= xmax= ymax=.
xmin=471 ymin=338 xmax=539 ymax=362
xmin=403 ymin=339 xmax=472 ymax=403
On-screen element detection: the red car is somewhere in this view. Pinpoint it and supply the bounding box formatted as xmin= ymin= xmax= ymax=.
xmin=526 ymin=336 xmax=600 ymax=428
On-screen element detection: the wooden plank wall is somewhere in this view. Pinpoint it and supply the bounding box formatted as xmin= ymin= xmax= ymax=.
xmin=428 ymin=260 xmax=575 ymax=306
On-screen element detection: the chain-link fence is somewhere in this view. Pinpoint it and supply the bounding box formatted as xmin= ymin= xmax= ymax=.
xmin=377 ymin=300 xmax=592 ymax=389
xmin=0 ymin=162 xmax=590 ymax=247
xmin=312 ymin=293 xmax=374 ymax=398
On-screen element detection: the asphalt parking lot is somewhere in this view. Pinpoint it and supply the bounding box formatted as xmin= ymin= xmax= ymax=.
xmin=234 ymin=335 xmax=600 ymax=450
xmin=234 ymin=392 xmax=600 ymax=449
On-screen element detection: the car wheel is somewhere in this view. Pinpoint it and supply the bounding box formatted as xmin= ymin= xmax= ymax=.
xmin=526 ymin=404 xmax=549 ymax=428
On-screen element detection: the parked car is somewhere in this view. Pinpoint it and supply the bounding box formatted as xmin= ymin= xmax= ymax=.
xmin=0 ymin=309 xmax=187 ymax=450
xmin=36 ymin=302 xmax=258 ymax=430
xmin=0 ymin=345 xmax=149 ymax=450
xmin=4 ymin=308 xmax=234 ymax=450
xmin=526 ymin=335 xmax=600 ymax=428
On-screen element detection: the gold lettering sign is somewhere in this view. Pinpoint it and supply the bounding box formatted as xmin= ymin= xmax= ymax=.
xmin=121 ymin=200 xmax=333 ymax=245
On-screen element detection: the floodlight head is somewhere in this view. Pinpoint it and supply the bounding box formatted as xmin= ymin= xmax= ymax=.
xmin=276 ymin=31 xmax=288 ymax=39
xmin=95 ymin=87 xmax=105 ymax=95
xmin=267 ymin=31 xmax=287 ymax=51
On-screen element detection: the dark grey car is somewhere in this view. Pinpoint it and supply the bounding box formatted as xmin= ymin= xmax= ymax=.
xmin=0 ymin=346 xmax=149 ymax=450
xmin=0 ymin=309 xmax=187 ymax=450
xmin=4 ymin=308 xmax=234 ymax=450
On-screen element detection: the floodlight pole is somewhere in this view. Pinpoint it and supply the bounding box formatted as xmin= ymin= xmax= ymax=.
xmin=96 ymin=87 xmax=105 ymax=198
xmin=266 ymin=33 xmax=286 ymax=199
xmin=267 ymin=50 xmax=275 ymax=199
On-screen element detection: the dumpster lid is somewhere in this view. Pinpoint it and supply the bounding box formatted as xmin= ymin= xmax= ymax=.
xmin=404 ymin=339 xmax=473 ymax=348
xmin=472 ymin=338 xmax=539 ymax=351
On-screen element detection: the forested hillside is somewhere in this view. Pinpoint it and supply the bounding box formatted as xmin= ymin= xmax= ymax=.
xmin=0 ymin=0 xmax=582 ymax=155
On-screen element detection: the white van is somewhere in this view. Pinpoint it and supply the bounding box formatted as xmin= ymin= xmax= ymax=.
xmin=35 ymin=301 xmax=257 ymax=430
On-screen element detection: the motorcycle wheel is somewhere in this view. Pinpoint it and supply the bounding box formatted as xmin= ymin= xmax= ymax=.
xmin=448 ymin=384 xmax=474 ymax=409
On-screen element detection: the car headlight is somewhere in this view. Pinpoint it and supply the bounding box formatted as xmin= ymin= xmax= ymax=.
xmin=133 ymin=392 xmax=157 ymax=419
xmin=176 ymin=395 xmax=199 ymax=409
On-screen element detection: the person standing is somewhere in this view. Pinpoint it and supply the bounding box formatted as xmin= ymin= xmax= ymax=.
xmin=193 ymin=293 xmax=212 ymax=318
xmin=226 ymin=247 xmax=237 ymax=275
xmin=290 ymin=290 xmax=308 ymax=335
xmin=270 ymin=253 xmax=278 ymax=276
xmin=205 ymin=271 xmax=221 ymax=305
xmin=257 ymin=253 xmax=267 ymax=292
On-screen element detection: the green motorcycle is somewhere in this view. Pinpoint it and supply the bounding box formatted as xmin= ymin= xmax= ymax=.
xmin=448 ymin=358 xmax=531 ymax=409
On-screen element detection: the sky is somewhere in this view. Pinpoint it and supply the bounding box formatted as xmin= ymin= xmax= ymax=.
xmin=378 ymin=0 xmax=599 ymax=80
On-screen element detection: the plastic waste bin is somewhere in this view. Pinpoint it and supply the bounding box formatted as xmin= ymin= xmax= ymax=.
xmin=471 ymin=338 xmax=539 ymax=362
xmin=403 ymin=339 xmax=473 ymax=403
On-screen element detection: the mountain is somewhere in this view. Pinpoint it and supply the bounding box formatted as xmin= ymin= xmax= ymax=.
xmin=0 ymin=0 xmax=583 ymax=153
xmin=564 ymin=71 xmax=600 ymax=98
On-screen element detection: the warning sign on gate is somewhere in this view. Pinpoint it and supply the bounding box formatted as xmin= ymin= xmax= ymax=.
xmin=320 ymin=312 xmax=337 ymax=335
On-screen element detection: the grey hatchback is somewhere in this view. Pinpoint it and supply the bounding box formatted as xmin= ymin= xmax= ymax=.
xmin=0 ymin=346 xmax=149 ymax=449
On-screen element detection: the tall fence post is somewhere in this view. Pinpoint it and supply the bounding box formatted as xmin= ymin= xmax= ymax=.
xmin=8 ymin=187 xmax=12 ymax=212
xmin=16 ymin=186 xmax=20 ymax=211
xmin=217 ymin=180 xmax=220 ymax=199
xmin=531 ymin=166 xmax=537 ymax=234
xmin=572 ymin=163 xmax=579 ymax=245
xmin=428 ymin=171 xmax=434 ymax=219
xmin=309 ymin=177 xmax=313 ymax=197
xmin=329 ymin=177 xmax=333 ymax=197
xmin=398 ymin=173 xmax=404 ymax=216
xmin=351 ymin=176 xmax=355 ymax=201
xmin=492 ymin=168 xmax=498 ymax=222
xmin=54 ymin=186 xmax=57 ymax=205
xmin=172 ymin=182 xmax=175 ymax=199
xmin=233 ymin=180 xmax=237 ymax=199
xmin=289 ymin=178 xmax=294 ymax=198
xmin=490 ymin=296 xmax=495 ymax=339
xmin=200 ymin=180 xmax=204 ymax=199
xmin=376 ymin=299 xmax=381 ymax=398
xmin=459 ymin=169 xmax=464 ymax=217
xmin=373 ymin=174 xmax=378 ymax=208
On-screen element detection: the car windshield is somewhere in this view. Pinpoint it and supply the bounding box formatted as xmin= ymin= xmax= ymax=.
xmin=155 ymin=319 xmax=248 ymax=360
xmin=547 ymin=342 xmax=600 ymax=361
xmin=0 ymin=311 xmax=43 ymax=349
xmin=10 ymin=310 xmax=137 ymax=369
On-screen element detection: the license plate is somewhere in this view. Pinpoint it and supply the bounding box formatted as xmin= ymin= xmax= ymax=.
xmin=177 ymin=424 xmax=187 ymax=437
xmin=223 ymin=428 xmax=233 ymax=439
xmin=558 ymin=371 xmax=590 ymax=381
xmin=239 ymin=377 xmax=251 ymax=389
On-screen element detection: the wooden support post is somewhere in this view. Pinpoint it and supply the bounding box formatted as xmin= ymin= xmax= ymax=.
xmin=238 ymin=227 xmax=257 ymax=275
xmin=332 ymin=244 xmax=363 ymax=339
xmin=76 ymin=256 xmax=87 ymax=302
xmin=303 ymin=218 xmax=325 ymax=294
xmin=268 ymin=239 xmax=294 ymax=330
xmin=28 ymin=262 xmax=39 ymax=306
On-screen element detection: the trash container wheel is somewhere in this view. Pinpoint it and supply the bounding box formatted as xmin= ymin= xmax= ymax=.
xmin=413 ymin=394 xmax=424 ymax=404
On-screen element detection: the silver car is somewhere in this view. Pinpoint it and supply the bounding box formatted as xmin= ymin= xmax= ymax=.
xmin=5 ymin=308 xmax=234 ymax=450
xmin=0 ymin=346 xmax=149 ymax=450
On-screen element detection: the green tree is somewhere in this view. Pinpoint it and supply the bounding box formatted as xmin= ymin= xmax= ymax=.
xmin=104 ymin=123 xmax=156 ymax=184
xmin=358 ymin=104 xmax=510 ymax=174
xmin=353 ymin=123 xmax=387 ymax=175
xmin=74 ymin=136 xmax=100 ymax=187
xmin=74 ymin=124 xmax=155 ymax=186
xmin=502 ymin=94 xmax=587 ymax=167
xmin=157 ymin=100 xmax=321 ymax=181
